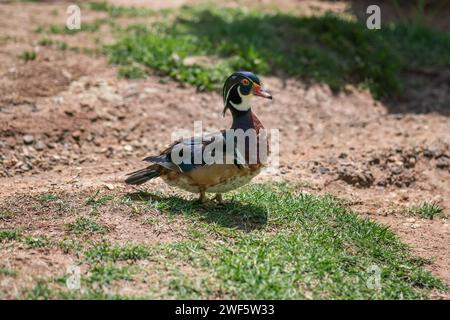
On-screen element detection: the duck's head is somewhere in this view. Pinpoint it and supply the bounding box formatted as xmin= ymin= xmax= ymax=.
xmin=222 ymin=71 xmax=272 ymax=116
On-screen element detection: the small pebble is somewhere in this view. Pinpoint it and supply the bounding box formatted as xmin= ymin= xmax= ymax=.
xmin=35 ymin=141 xmax=46 ymax=151
xmin=123 ymin=145 xmax=133 ymax=152
xmin=105 ymin=184 xmax=114 ymax=190
xmin=23 ymin=135 xmax=34 ymax=145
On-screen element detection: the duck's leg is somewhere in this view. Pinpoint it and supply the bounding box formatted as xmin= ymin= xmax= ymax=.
xmin=214 ymin=193 xmax=224 ymax=204
xmin=198 ymin=189 xmax=207 ymax=203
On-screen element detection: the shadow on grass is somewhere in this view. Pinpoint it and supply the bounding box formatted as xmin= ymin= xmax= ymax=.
xmin=126 ymin=191 xmax=267 ymax=232
xmin=107 ymin=6 xmax=450 ymax=115
xmin=181 ymin=9 xmax=450 ymax=115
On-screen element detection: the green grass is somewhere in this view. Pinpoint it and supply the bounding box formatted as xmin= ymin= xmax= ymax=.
xmin=85 ymin=190 xmax=114 ymax=214
xmin=36 ymin=193 xmax=70 ymax=212
xmin=103 ymin=6 xmax=450 ymax=97
xmin=118 ymin=64 xmax=147 ymax=79
xmin=46 ymin=184 xmax=443 ymax=299
xmin=12 ymin=185 xmax=448 ymax=299
xmin=37 ymin=194 xmax=59 ymax=203
xmin=143 ymin=184 xmax=446 ymax=299
xmin=25 ymin=236 xmax=49 ymax=249
xmin=407 ymin=202 xmax=444 ymax=220
xmin=0 ymin=210 xmax=15 ymax=221
xmin=38 ymin=38 xmax=68 ymax=50
xmin=0 ymin=229 xmax=21 ymax=242
xmin=85 ymin=242 xmax=154 ymax=263
xmin=57 ymin=239 xmax=83 ymax=254
xmin=67 ymin=217 xmax=108 ymax=235
xmin=0 ymin=267 xmax=16 ymax=277
xmin=86 ymin=263 xmax=133 ymax=285
xmin=18 ymin=50 xmax=36 ymax=61
xmin=37 ymin=18 xmax=109 ymax=35
xmin=88 ymin=1 xmax=155 ymax=17
xmin=85 ymin=191 xmax=113 ymax=206
xmin=27 ymin=282 xmax=53 ymax=300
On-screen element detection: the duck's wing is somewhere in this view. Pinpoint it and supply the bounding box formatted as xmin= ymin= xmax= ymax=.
xmin=143 ymin=130 xmax=246 ymax=173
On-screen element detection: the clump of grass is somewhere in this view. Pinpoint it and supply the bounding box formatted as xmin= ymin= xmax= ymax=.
xmin=42 ymin=18 xmax=108 ymax=35
xmin=0 ymin=229 xmax=21 ymax=242
xmin=57 ymin=239 xmax=83 ymax=254
xmin=25 ymin=236 xmax=49 ymax=249
xmin=0 ymin=210 xmax=15 ymax=221
xmin=38 ymin=38 xmax=68 ymax=50
xmin=85 ymin=242 xmax=153 ymax=262
xmin=85 ymin=191 xmax=113 ymax=206
xmin=18 ymin=50 xmax=36 ymax=61
xmin=37 ymin=194 xmax=59 ymax=204
xmin=407 ymin=202 xmax=444 ymax=220
xmin=67 ymin=217 xmax=108 ymax=235
xmin=85 ymin=191 xmax=113 ymax=215
xmin=27 ymin=282 xmax=53 ymax=300
xmin=88 ymin=1 xmax=155 ymax=17
xmin=36 ymin=193 xmax=70 ymax=212
xmin=34 ymin=26 xmax=45 ymax=34
xmin=118 ymin=64 xmax=146 ymax=79
xmin=0 ymin=267 xmax=16 ymax=277
xmin=86 ymin=263 xmax=133 ymax=285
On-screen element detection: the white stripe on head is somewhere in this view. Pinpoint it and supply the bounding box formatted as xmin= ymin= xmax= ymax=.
xmin=230 ymin=85 xmax=251 ymax=111
xmin=224 ymin=82 xmax=239 ymax=106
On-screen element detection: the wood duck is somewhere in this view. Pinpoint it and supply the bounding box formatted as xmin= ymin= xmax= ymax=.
xmin=125 ymin=71 xmax=272 ymax=203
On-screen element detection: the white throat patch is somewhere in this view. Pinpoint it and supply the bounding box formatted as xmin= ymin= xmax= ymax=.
xmin=229 ymin=86 xmax=251 ymax=111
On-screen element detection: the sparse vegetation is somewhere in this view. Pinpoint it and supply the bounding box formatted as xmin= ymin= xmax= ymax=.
xmin=36 ymin=194 xmax=70 ymax=212
xmin=0 ymin=210 xmax=15 ymax=221
xmin=85 ymin=191 xmax=114 ymax=215
xmin=0 ymin=267 xmax=17 ymax=277
xmin=86 ymin=191 xmax=113 ymax=207
xmin=86 ymin=263 xmax=133 ymax=285
xmin=35 ymin=18 xmax=109 ymax=36
xmin=18 ymin=50 xmax=36 ymax=61
xmin=25 ymin=236 xmax=49 ymax=249
xmin=67 ymin=217 xmax=108 ymax=235
xmin=37 ymin=194 xmax=59 ymax=203
xmin=118 ymin=64 xmax=146 ymax=79
xmin=407 ymin=202 xmax=444 ymax=220
xmin=57 ymin=239 xmax=83 ymax=254
xmin=38 ymin=38 xmax=68 ymax=50
xmin=0 ymin=229 xmax=21 ymax=242
xmin=85 ymin=242 xmax=154 ymax=263
xmin=27 ymin=282 xmax=53 ymax=300
xmin=88 ymin=1 xmax=155 ymax=17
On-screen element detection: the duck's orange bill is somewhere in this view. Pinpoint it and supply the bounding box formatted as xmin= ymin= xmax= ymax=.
xmin=252 ymin=83 xmax=272 ymax=99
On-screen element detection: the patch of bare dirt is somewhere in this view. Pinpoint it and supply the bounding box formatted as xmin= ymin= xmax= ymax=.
xmin=0 ymin=50 xmax=99 ymax=106
xmin=376 ymin=215 xmax=449 ymax=285
xmin=0 ymin=247 xmax=73 ymax=298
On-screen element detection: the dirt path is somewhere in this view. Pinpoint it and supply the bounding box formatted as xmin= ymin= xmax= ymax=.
xmin=0 ymin=1 xmax=449 ymax=295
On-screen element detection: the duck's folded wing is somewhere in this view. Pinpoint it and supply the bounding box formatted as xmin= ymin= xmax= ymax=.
xmin=143 ymin=130 xmax=246 ymax=173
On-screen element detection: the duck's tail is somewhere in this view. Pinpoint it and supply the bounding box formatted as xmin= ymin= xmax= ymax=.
xmin=125 ymin=167 xmax=160 ymax=185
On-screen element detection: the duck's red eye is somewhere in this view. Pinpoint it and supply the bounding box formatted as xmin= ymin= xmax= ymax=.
xmin=241 ymin=79 xmax=249 ymax=86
